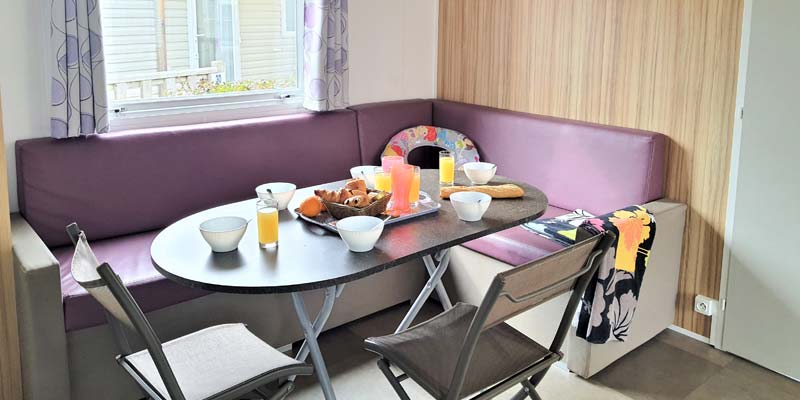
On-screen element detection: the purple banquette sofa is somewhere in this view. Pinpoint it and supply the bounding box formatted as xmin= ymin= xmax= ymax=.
xmin=11 ymin=99 xmax=686 ymax=400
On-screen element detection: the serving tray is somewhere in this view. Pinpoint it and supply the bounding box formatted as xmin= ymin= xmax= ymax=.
xmin=296 ymin=191 xmax=441 ymax=233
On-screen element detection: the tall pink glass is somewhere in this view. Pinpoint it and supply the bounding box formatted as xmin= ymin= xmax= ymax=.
xmin=388 ymin=164 xmax=413 ymax=214
xmin=381 ymin=155 xmax=404 ymax=173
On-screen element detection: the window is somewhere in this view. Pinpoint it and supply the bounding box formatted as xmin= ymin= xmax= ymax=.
xmin=100 ymin=0 xmax=303 ymax=124
xmin=282 ymin=0 xmax=296 ymax=34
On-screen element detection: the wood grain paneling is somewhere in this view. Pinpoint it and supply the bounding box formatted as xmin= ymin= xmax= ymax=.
xmin=438 ymin=0 xmax=743 ymax=336
xmin=0 ymin=93 xmax=22 ymax=399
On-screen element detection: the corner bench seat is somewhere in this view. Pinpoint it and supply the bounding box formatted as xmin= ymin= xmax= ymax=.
xmin=51 ymin=230 xmax=209 ymax=332
xmin=461 ymin=205 xmax=569 ymax=267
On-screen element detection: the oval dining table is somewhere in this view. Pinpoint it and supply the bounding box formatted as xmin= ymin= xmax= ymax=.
xmin=151 ymin=169 xmax=547 ymax=400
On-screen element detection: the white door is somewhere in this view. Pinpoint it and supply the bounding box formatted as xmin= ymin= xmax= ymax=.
xmin=721 ymin=0 xmax=800 ymax=380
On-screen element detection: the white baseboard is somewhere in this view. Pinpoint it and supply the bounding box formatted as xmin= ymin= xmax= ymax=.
xmin=668 ymin=324 xmax=711 ymax=344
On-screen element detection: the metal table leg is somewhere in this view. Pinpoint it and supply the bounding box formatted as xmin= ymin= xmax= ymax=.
xmin=396 ymin=249 xmax=453 ymax=333
xmin=290 ymin=285 xmax=343 ymax=400
xmin=424 ymin=250 xmax=453 ymax=310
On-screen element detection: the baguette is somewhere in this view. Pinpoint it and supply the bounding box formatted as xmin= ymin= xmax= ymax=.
xmin=440 ymin=184 xmax=524 ymax=199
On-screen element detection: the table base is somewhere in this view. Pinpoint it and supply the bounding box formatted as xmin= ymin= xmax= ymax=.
xmin=396 ymin=249 xmax=454 ymax=334
xmin=290 ymin=284 xmax=344 ymax=400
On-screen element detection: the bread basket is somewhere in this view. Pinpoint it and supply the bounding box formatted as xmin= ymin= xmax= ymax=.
xmin=323 ymin=191 xmax=392 ymax=219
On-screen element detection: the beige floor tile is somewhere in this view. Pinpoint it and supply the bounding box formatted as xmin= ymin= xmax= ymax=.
xmin=654 ymin=330 xmax=734 ymax=368
xmin=685 ymin=357 xmax=800 ymax=400
xmin=590 ymin=339 xmax=723 ymax=400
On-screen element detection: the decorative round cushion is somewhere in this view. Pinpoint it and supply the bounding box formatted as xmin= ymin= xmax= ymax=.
xmin=382 ymin=125 xmax=480 ymax=169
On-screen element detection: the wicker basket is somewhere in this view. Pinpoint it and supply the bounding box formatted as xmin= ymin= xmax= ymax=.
xmin=323 ymin=191 xmax=392 ymax=219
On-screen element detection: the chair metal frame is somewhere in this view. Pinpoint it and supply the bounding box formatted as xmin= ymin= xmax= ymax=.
xmin=66 ymin=223 xmax=310 ymax=400
xmin=376 ymin=232 xmax=615 ymax=400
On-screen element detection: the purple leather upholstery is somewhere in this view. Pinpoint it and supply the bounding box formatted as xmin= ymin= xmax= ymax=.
xmin=17 ymin=111 xmax=360 ymax=248
xmin=16 ymin=99 xmax=667 ymax=332
xmin=432 ymin=101 xmax=666 ymax=215
xmin=461 ymin=205 xmax=570 ymax=266
xmin=348 ymin=99 xmax=432 ymax=165
xmin=51 ymin=230 xmax=208 ymax=331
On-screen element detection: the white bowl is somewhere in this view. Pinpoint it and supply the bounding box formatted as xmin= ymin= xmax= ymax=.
xmin=350 ymin=165 xmax=378 ymax=189
xmin=199 ymin=216 xmax=249 ymax=252
xmin=255 ymin=182 xmax=297 ymax=210
xmin=336 ymin=216 xmax=384 ymax=252
xmin=450 ymin=192 xmax=492 ymax=222
xmin=463 ymin=162 xmax=497 ymax=185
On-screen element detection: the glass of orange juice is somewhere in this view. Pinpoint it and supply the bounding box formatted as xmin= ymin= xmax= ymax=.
xmin=408 ymin=165 xmax=421 ymax=207
xmin=439 ymin=150 xmax=455 ymax=186
xmin=257 ymin=199 xmax=279 ymax=248
xmin=374 ymin=167 xmax=392 ymax=192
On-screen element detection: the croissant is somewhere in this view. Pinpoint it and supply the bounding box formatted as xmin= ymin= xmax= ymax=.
xmin=344 ymin=178 xmax=367 ymax=193
xmin=350 ymin=189 xmax=368 ymax=197
xmin=336 ymin=188 xmax=353 ymax=203
xmin=314 ymin=189 xmax=342 ymax=203
xmin=344 ymin=195 xmax=370 ymax=208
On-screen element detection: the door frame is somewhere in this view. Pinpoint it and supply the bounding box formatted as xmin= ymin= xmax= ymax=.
xmin=713 ymin=0 xmax=753 ymax=350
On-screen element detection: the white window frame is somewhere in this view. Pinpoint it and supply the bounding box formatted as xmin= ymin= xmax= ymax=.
xmin=281 ymin=0 xmax=298 ymax=36
xmin=108 ymin=0 xmax=305 ymax=132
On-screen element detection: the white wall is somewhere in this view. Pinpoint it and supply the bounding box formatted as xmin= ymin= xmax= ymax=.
xmin=0 ymin=0 xmax=438 ymax=213
xmin=348 ymin=0 xmax=438 ymax=104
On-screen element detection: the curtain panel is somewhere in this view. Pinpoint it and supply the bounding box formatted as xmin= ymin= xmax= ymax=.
xmin=50 ymin=0 xmax=109 ymax=138
xmin=303 ymin=0 xmax=349 ymax=112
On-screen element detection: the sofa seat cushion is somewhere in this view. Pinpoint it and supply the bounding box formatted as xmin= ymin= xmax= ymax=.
xmin=52 ymin=230 xmax=208 ymax=332
xmin=461 ymin=205 xmax=571 ymax=266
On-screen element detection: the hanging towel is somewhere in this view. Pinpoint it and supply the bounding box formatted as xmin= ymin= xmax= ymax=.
xmin=522 ymin=205 xmax=656 ymax=343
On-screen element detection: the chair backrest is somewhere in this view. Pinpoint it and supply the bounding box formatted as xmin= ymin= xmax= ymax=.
xmin=66 ymin=223 xmax=187 ymax=400
xmin=446 ymin=232 xmax=615 ymax=400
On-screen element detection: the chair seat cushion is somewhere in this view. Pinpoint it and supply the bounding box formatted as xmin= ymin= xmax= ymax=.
xmin=365 ymin=303 xmax=550 ymax=398
xmin=461 ymin=205 xmax=571 ymax=266
xmin=52 ymin=230 xmax=209 ymax=332
xmin=121 ymin=324 xmax=312 ymax=400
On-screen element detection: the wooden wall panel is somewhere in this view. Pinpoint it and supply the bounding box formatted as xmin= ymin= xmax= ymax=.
xmin=438 ymin=0 xmax=743 ymax=336
xmin=0 ymin=93 xmax=22 ymax=399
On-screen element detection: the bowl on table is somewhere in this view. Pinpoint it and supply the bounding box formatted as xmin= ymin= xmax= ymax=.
xmin=449 ymin=191 xmax=492 ymax=222
xmin=336 ymin=216 xmax=385 ymax=252
xmin=199 ymin=216 xmax=249 ymax=252
xmin=255 ymin=182 xmax=296 ymax=210
xmin=350 ymin=165 xmax=378 ymax=189
xmin=463 ymin=162 xmax=497 ymax=185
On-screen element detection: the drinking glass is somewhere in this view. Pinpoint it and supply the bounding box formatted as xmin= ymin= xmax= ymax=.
xmin=439 ymin=150 xmax=455 ymax=186
xmin=257 ymin=199 xmax=279 ymax=248
xmin=381 ymin=155 xmax=404 ymax=173
xmin=408 ymin=165 xmax=421 ymax=208
xmin=374 ymin=167 xmax=392 ymax=192
xmin=389 ymin=164 xmax=414 ymax=214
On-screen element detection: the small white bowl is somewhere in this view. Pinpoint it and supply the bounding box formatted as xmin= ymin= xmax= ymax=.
xmin=463 ymin=162 xmax=497 ymax=185
xmin=255 ymin=182 xmax=297 ymax=210
xmin=350 ymin=166 xmax=378 ymax=189
xmin=450 ymin=192 xmax=492 ymax=222
xmin=336 ymin=216 xmax=385 ymax=252
xmin=199 ymin=216 xmax=249 ymax=252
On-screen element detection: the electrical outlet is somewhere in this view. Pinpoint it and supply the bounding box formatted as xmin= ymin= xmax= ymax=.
xmin=694 ymin=295 xmax=719 ymax=316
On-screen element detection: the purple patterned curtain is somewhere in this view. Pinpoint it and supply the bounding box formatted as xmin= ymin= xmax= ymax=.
xmin=50 ymin=0 xmax=108 ymax=138
xmin=303 ymin=0 xmax=349 ymax=112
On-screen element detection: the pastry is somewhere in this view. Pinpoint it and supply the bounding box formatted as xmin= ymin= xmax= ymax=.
xmin=298 ymin=196 xmax=324 ymax=217
xmin=344 ymin=195 xmax=370 ymax=208
xmin=350 ymin=189 xmax=368 ymax=197
xmin=314 ymin=189 xmax=342 ymax=203
xmin=344 ymin=178 xmax=367 ymax=193
xmin=440 ymin=184 xmax=524 ymax=199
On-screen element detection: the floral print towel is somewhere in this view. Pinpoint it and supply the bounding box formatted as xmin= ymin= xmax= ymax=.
xmin=522 ymin=205 xmax=656 ymax=344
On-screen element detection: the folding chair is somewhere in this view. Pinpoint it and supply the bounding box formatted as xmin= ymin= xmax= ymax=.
xmin=365 ymin=232 xmax=614 ymax=399
xmin=66 ymin=223 xmax=312 ymax=400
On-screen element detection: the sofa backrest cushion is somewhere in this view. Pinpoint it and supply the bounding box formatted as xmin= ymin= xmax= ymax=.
xmin=348 ymin=99 xmax=432 ymax=165
xmin=433 ymin=101 xmax=666 ymax=214
xmin=17 ymin=111 xmax=361 ymax=247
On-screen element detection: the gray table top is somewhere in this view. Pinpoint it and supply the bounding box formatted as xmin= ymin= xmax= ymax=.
xmin=151 ymin=169 xmax=548 ymax=294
